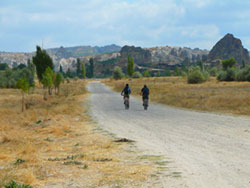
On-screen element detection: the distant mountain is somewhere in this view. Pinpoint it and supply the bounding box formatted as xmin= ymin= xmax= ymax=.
xmin=1 ymin=34 xmax=250 ymax=77
xmin=208 ymin=33 xmax=250 ymax=65
xmin=46 ymin=44 xmax=121 ymax=59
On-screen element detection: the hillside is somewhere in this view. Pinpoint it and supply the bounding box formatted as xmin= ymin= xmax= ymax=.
xmin=0 ymin=33 xmax=249 ymax=77
xmin=46 ymin=44 xmax=121 ymax=58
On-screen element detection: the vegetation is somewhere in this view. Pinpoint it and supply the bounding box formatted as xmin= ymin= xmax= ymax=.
xmin=187 ymin=66 xmax=209 ymax=84
xmin=41 ymin=67 xmax=53 ymax=100
xmin=209 ymin=67 xmax=218 ymax=76
xmin=88 ymin=58 xmax=94 ymax=78
xmin=32 ymin=46 xmax=54 ymax=82
xmin=0 ymin=63 xmax=9 ymax=70
xmin=5 ymin=180 xmax=32 ymax=188
xmin=143 ymin=70 xmax=151 ymax=77
xmin=81 ymin=61 xmax=86 ymax=79
xmin=187 ymin=67 xmax=206 ymax=84
xmin=0 ymin=62 xmax=35 ymax=89
xmin=222 ymin=57 xmax=236 ymax=70
xmin=236 ymin=65 xmax=250 ymax=81
xmin=113 ymin=66 xmax=124 ymax=80
xmin=127 ymin=56 xmax=134 ymax=77
xmin=54 ymin=73 xmax=64 ymax=95
xmin=16 ymin=77 xmax=30 ymax=112
xmin=132 ymin=71 xmax=143 ymax=78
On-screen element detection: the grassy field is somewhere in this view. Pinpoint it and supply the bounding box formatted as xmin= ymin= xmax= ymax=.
xmin=0 ymin=80 xmax=159 ymax=188
xmin=104 ymin=77 xmax=250 ymax=116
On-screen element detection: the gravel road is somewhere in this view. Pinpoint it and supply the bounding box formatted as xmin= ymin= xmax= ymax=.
xmin=87 ymin=81 xmax=250 ymax=188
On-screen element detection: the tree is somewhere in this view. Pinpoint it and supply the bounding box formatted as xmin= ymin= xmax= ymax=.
xmin=59 ymin=65 xmax=63 ymax=73
xmin=81 ymin=61 xmax=86 ymax=79
xmin=54 ymin=73 xmax=63 ymax=94
xmin=32 ymin=46 xmax=54 ymax=82
xmin=0 ymin=63 xmax=9 ymax=70
xmin=89 ymin=58 xmax=94 ymax=78
xmin=222 ymin=57 xmax=236 ymax=71
xmin=16 ymin=77 xmax=30 ymax=112
xmin=127 ymin=56 xmax=134 ymax=77
xmin=76 ymin=58 xmax=81 ymax=77
xmin=198 ymin=61 xmax=205 ymax=72
xmin=41 ymin=67 xmax=53 ymax=100
xmin=165 ymin=68 xmax=171 ymax=76
xmin=143 ymin=70 xmax=151 ymax=77
xmin=113 ymin=66 xmax=124 ymax=80
xmin=173 ymin=66 xmax=181 ymax=76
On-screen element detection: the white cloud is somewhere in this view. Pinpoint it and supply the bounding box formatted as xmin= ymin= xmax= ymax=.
xmin=0 ymin=0 xmax=250 ymax=51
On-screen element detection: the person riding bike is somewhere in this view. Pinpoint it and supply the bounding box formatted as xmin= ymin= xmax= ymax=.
xmin=121 ymin=84 xmax=131 ymax=103
xmin=140 ymin=85 xmax=149 ymax=104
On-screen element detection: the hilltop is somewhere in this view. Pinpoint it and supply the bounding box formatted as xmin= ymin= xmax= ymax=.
xmin=0 ymin=34 xmax=249 ymax=77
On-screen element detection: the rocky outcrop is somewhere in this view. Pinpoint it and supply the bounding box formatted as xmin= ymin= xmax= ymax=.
xmin=149 ymin=46 xmax=208 ymax=67
xmin=47 ymin=44 xmax=121 ymax=59
xmin=208 ymin=33 xmax=250 ymax=65
xmin=119 ymin=46 xmax=151 ymax=66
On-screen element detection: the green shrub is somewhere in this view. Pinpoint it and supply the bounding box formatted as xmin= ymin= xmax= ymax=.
xmin=143 ymin=70 xmax=151 ymax=77
xmin=222 ymin=57 xmax=237 ymax=70
xmin=187 ymin=66 xmax=206 ymax=84
xmin=217 ymin=68 xmax=238 ymax=81
xmin=132 ymin=71 xmax=143 ymax=78
xmin=5 ymin=180 xmax=33 ymax=188
xmin=209 ymin=67 xmax=218 ymax=76
xmin=236 ymin=65 xmax=250 ymax=81
xmin=113 ymin=66 xmax=124 ymax=80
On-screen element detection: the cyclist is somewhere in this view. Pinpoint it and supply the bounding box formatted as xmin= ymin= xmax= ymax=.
xmin=140 ymin=85 xmax=149 ymax=104
xmin=121 ymin=84 xmax=131 ymax=103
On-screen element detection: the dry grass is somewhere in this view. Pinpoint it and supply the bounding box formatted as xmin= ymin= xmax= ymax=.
xmin=0 ymin=80 xmax=156 ymax=188
xmin=105 ymin=77 xmax=250 ymax=116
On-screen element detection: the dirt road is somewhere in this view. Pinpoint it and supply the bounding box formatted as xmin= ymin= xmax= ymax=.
xmin=87 ymin=81 xmax=250 ymax=188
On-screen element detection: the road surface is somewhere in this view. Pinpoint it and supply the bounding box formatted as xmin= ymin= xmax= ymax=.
xmin=87 ymin=81 xmax=250 ymax=188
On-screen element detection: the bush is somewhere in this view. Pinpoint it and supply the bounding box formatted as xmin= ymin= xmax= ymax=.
xmin=143 ymin=71 xmax=151 ymax=77
xmin=113 ymin=66 xmax=124 ymax=80
xmin=222 ymin=57 xmax=237 ymax=70
xmin=187 ymin=66 xmax=206 ymax=84
xmin=5 ymin=180 xmax=33 ymax=188
xmin=132 ymin=71 xmax=143 ymax=78
xmin=236 ymin=65 xmax=250 ymax=81
xmin=217 ymin=68 xmax=238 ymax=81
xmin=209 ymin=67 xmax=218 ymax=76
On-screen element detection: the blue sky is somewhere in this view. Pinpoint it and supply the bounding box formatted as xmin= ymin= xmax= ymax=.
xmin=0 ymin=0 xmax=250 ymax=52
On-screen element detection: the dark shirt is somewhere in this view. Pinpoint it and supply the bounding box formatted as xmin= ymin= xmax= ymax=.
xmin=141 ymin=87 xmax=149 ymax=99
xmin=121 ymin=87 xmax=131 ymax=97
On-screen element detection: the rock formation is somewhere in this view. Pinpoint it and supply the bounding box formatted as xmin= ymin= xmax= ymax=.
xmin=208 ymin=33 xmax=250 ymax=65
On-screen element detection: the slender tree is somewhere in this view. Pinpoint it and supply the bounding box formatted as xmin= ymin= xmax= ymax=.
xmin=127 ymin=56 xmax=134 ymax=77
xmin=32 ymin=46 xmax=54 ymax=82
xmin=54 ymin=73 xmax=63 ymax=95
xmin=59 ymin=65 xmax=63 ymax=73
xmin=76 ymin=58 xmax=81 ymax=77
xmin=42 ymin=67 xmax=53 ymax=100
xmin=81 ymin=61 xmax=86 ymax=79
xmin=89 ymin=58 xmax=94 ymax=78
xmin=16 ymin=76 xmax=30 ymax=112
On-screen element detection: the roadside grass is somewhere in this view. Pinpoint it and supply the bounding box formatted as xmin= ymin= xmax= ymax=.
xmin=104 ymin=77 xmax=250 ymax=116
xmin=0 ymin=80 xmax=156 ymax=187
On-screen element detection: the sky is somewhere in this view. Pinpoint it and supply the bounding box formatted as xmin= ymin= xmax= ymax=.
xmin=0 ymin=0 xmax=250 ymax=52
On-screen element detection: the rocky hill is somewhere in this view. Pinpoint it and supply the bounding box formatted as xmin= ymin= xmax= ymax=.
xmin=0 ymin=34 xmax=249 ymax=77
xmin=208 ymin=33 xmax=250 ymax=65
xmin=46 ymin=44 xmax=121 ymax=59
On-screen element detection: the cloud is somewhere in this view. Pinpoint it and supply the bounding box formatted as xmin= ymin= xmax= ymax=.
xmin=0 ymin=0 xmax=250 ymax=51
